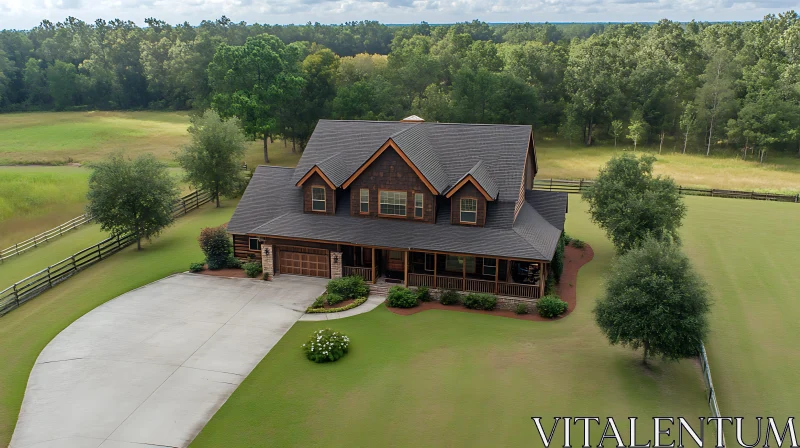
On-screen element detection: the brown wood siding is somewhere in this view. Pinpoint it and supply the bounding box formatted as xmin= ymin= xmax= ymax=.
xmin=450 ymin=183 xmax=487 ymax=227
xmin=302 ymin=172 xmax=335 ymax=215
xmin=349 ymin=148 xmax=436 ymax=223
xmin=233 ymin=234 xmax=261 ymax=260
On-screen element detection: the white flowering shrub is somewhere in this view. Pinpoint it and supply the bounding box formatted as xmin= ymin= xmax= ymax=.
xmin=302 ymin=328 xmax=350 ymax=363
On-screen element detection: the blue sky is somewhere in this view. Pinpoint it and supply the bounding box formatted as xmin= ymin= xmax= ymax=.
xmin=0 ymin=0 xmax=798 ymax=30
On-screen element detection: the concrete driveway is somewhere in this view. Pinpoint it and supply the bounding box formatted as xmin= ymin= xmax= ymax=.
xmin=10 ymin=273 xmax=326 ymax=448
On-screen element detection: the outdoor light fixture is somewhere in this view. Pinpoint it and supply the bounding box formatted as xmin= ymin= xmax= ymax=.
xmin=264 ymin=247 xmax=270 ymax=255
xmin=333 ymin=254 xmax=339 ymax=263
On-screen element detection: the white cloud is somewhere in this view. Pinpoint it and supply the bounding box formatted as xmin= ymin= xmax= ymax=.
xmin=0 ymin=0 xmax=798 ymax=30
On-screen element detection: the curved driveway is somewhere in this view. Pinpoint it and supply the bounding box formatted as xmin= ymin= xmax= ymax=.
xmin=10 ymin=273 xmax=326 ymax=448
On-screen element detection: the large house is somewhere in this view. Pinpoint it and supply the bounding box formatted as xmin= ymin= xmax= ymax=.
xmin=227 ymin=117 xmax=567 ymax=300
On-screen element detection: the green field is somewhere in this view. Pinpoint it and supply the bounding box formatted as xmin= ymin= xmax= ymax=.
xmin=0 ymin=200 xmax=237 ymax=446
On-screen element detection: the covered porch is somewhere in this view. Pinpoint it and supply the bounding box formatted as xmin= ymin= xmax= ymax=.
xmin=340 ymin=245 xmax=546 ymax=299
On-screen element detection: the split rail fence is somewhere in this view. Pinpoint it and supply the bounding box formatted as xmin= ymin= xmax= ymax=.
xmin=0 ymin=214 xmax=93 ymax=263
xmin=534 ymin=178 xmax=800 ymax=203
xmin=0 ymin=189 xmax=212 ymax=316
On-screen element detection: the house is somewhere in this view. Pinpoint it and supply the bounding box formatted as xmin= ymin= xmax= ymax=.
xmin=227 ymin=117 xmax=567 ymax=300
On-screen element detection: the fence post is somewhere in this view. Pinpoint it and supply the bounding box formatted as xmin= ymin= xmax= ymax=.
xmin=549 ymin=178 xmax=553 ymax=191
xmin=195 ymin=190 xmax=199 ymax=209
xmin=46 ymin=266 xmax=52 ymax=287
xmin=71 ymin=255 xmax=77 ymax=272
xmin=97 ymin=242 xmax=103 ymax=260
xmin=183 ymin=199 xmax=187 ymax=215
xmin=33 ymin=234 xmax=37 ymax=247
xmin=12 ymin=283 xmax=19 ymax=307
xmin=579 ymin=179 xmax=583 ymax=191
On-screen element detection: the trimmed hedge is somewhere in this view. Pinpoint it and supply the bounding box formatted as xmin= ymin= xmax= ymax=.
xmin=327 ymin=276 xmax=369 ymax=300
xmin=439 ymin=289 xmax=460 ymax=305
xmin=243 ymin=262 xmax=262 ymax=278
xmin=537 ymin=295 xmax=569 ymax=318
xmin=326 ymin=292 xmax=345 ymax=306
xmin=415 ymin=286 xmax=431 ymax=302
xmin=462 ymin=293 xmax=497 ymax=310
xmin=306 ymin=297 xmax=368 ymax=314
xmin=386 ymin=286 xmax=418 ymax=308
xmin=189 ymin=262 xmax=204 ymax=273
xmin=515 ymin=303 xmax=529 ymax=315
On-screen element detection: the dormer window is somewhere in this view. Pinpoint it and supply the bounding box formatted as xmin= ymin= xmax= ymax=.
xmin=414 ymin=193 xmax=423 ymax=219
xmin=379 ymin=190 xmax=407 ymax=216
xmin=460 ymin=198 xmax=477 ymax=224
xmin=312 ymin=187 xmax=326 ymax=212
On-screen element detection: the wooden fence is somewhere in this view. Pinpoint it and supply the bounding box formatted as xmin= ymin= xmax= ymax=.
xmin=534 ymin=178 xmax=800 ymax=203
xmin=0 ymin=189 xmax=212 ymax=316
xmin=699 ymin=343 xmax=725 ymax=444
xmin=0 ymin=214 xmax=93 ymax=263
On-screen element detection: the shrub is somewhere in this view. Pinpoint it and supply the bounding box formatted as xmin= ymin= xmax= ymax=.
xmin=327 ymin=276 xmax=369 ymax=299
xmin=307 ymin=297 xmax=368 ymax=313
xmin=415 ymin=286 xmax=431 ymax=302
xmin=571 ymin=238 xmax=586 ymax=249
xmin=439 ymin=289 xmax=460 ymax=305
xmin=386 ymin=286 xmax=418 ymax=308
xmin=243 ymin=262 xmax=262 ymax=278
xmin=537 ymin=295 xmax=569 ymax=318
xmin=189 ymin=262 xmax=205 ymax=273
xmin=311 ymin=295 xmax=326 ymax=309
xmin=227 ymin=255 xmax=243 ymax=269
xmin=462 ymin=293 xmax=497 ymax=311
xmin=515 ymin=303 xmax=529 ymax=315
xmin=326 ymin=292 xmax=345 ymax=306
xmin=198 ymin=226 xmax=232 ymax=270
xmin=302 ymin=329 xmax=349 ymax=363
xmin=262 ymin=271 xmax=271 ymax=281
xmin=551 ymin=233 xmax=566 ymax=282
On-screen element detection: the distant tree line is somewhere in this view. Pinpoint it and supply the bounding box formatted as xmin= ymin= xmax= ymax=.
xmin=2 ymin=14 xmax=800 ymax=159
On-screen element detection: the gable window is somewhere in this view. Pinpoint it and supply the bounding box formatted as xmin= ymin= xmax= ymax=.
xmin=414 ymin=193 xmax=424 ymax=219
xmin=311 ymin=186 xmax=326 ymax=212
xmin=360 ymin=189 xmax=369 ymax=214
xmin=379 ymin=190 xmax=407 ymax=216
xmin=249 ymin=237 xmax=261 ymax=251
xmin=460 ymin=198 xmax=477 ymax=223
xmin=483 ymin=258 xmax=496 ymax=276
xmin=445 ymin=255 xmax=476 ymax=274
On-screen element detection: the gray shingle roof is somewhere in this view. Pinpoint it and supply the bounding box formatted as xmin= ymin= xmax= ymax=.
xmin=291 ymin=120 xmax=532 ymax=201
xmin=447 ymin=160 xmax=500 ymax=199
xmin=230 ymin=165 xmax=567 ymax=261
xmin=315 ymin=152 xmax=350 ymax=186
xmin=525 ymin=190 xmax=568 ymax=230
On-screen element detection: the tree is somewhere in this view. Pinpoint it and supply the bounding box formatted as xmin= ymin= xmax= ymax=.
xmin=593 ymin=237 xmax=710 ymax=365
xmin=679 ymin=102 xmax=697 ymax=154
xmin=626 ymin=111 xmax=647 ymax=150
xmin=86 ymin=153 xmax=179 ymax=250
xmin=176 ymin=110 xmax=246 ymax=208
xmin=695 ymin=50 xmax=737 ymax=156
xmin=582 ymin=154 xmax=686 ymax=253
xmin=610 ymin=120 xmax=624 ymax=147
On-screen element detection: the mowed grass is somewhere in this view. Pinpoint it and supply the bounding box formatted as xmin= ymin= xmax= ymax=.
xmin=191 ymin=198 xmax=708 ymax=448
xmin=536 ymin=138 xmax=800 ymax=194
xmin=0 ymin=200 xmax=237 ymax=447
xmin=680 ymin=196 xmax=800 ymax=435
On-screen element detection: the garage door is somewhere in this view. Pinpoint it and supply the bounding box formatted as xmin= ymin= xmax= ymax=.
xmin=277 ymin=247 xmax=329 ymax=278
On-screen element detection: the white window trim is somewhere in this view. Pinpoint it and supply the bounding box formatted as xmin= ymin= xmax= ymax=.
xmin=414 ymin=193 xmax=424 ymax=219
xmin=360 ymin=188 xmax=369 ymax=214
xmin=311 ymin=186 xmax=326 ymax=212
xmin=249 ymin=237 xmax=260 ymax=251
xmin=460 ymin=198 xmax=478 ymax=224
xmin=379 ymin=190 xmax=407 ymax=217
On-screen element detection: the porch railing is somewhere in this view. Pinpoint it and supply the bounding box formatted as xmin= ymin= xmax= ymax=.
xmin=406 ymin=273 xmax=540 ymax=299
xmin=343 ymin=266 xmax=373 ymax=282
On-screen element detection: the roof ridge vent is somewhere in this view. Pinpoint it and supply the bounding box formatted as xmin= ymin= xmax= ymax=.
xmin=400 ymin=115 xmax=424 ymax=122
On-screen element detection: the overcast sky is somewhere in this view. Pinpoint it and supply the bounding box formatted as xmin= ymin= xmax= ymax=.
xmin=1 ymin=0 xmax=798 ymax=30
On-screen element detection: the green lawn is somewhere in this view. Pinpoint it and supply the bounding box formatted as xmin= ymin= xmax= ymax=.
xmin=0 ymin=200 xmax=237 ymax=447
xmin=536 ymin=137 xmax=800 ymax=195
xmin=681 ymin=197 xmax=800 ymax=434
xmin=191 ymin=198 xmax=709 ymax=448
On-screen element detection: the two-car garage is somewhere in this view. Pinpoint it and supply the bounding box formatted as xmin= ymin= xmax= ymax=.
xmin=276 ymin=246 xmax=329 ymax=278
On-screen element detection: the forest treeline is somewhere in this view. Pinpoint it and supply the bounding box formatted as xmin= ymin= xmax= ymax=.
xmin=1 ymin=15 xmax=799 ymax=159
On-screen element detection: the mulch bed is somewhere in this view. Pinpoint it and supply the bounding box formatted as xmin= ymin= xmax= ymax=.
xmin=195 ymin=265 xmax=249 ymax=278
xmin=387 ymin=243 xmax=595 ymax=322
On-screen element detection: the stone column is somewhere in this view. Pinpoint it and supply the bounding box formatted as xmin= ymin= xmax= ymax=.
xmin=330 ymin=251 xmax=343 ymax=279
xmin=261 ymin=243 xmax=274 ymax=280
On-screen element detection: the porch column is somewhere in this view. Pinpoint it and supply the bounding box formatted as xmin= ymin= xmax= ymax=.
xmin=539 ymin=263 xmax=546 ymax=298
xmin=494 ymin=257 xmax=499 ymax=294
xmin=433 ymin=253 xmax=437 ymax=288
xmin=261 ymin=242 xmax=274 ymax=280
xmin=462 ymin=256 xmax=466 ymax=291
xmin=404 ymin=250 xmax=409 ymax=286
xmin=371 ymin=247 xmax=376 ymax=284
xmin=330 ymin=251 xmax=343 ymax=279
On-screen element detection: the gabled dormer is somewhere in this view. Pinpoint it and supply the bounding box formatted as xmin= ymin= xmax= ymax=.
xmin=295 ymin=153 xmax=348 ymax=215
xmin=445 ymin=161 xmax=498 ymax=227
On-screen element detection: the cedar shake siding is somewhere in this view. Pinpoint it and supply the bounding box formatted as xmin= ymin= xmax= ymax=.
xmin=303 ymin=172 xmax=335 ymax=215
xmin=349 ymin=148 xmax=436 ymax=223
xmin=450 ymin=183 xmax=487 ymax=227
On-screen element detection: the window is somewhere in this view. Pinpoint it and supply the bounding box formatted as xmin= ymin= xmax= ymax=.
xmin=311 ymin=187 xmax=326 ymax=212
xmin=445 ymin=255 xmax=475 ymax=274
xmin=360 ymin=189 xmax=369 ymax=214
xmin=424 ymin=253 xmax=434 ymax=272
xmin=460 ymin=198 xmax=477 ymax=223
xmin=249 ymin=237 xmax=261 ymax=251
xmin=483 ymin=258 xmax=497 ymax=276
xmin=389 ymin=251 xmax=404 ymax=261
xmin=379 ymin=190 xmax=407 ymax=216
xmin=414 ymin=193 xmax=424 ymax=219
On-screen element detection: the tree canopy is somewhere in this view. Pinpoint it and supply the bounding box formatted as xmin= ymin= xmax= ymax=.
xmin=593 ymin=237 xmax=711 ymax=364
xmin=176 ymin=110 xmax=247 ymax=207
xmin=582 ymin=154 xmax=686 ymax=253
xmin=86 ymin=153 xmax=179 ymax=250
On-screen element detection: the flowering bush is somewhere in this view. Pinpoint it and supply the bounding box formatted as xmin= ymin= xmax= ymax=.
xmin=302 ymin=328 xmax=350 ymax=363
